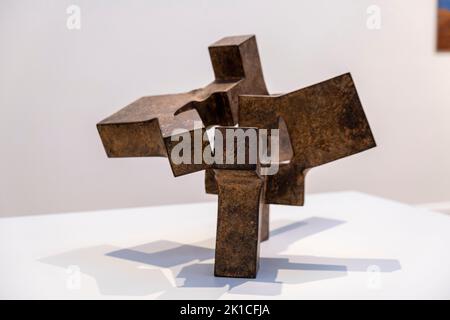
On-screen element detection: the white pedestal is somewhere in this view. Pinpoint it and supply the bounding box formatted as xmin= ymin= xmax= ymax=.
xmin=1 ymin=192 xmax=449 ymax=299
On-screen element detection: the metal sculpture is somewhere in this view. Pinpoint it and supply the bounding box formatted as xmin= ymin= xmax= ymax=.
xmin=97 ymin=35 xmax=376 ymax=278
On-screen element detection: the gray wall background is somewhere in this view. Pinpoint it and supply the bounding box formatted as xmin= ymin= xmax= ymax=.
xmin=1 ymin=0 xmax=450 ymax=216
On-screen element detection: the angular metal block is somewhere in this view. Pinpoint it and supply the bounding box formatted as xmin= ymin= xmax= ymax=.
xmin=96 ymin=36 xmax=376 ymax=279
xmin=214 ymin=170 xmax=264 ymax=278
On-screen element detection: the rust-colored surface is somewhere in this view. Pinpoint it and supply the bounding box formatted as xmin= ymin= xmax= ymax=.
xmin=210 ymin=126 xmax=271 ymax=247
xmin=96 ymin=35 xmax=376 ymax=278
xmin=239 ymin=73 xmax=376 ymax=206
xmin=97 ymin=35 xmax=268 ymax=177
xmin=214 ymin=170 xmax=264 ymax=278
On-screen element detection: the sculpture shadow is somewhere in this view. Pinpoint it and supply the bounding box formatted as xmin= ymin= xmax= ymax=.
xmin=40 ymin=217 xmax=401 ymax=299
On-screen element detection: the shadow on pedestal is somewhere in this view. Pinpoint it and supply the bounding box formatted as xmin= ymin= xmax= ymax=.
xmin=40 ymin=217 xmax=401 ymax=299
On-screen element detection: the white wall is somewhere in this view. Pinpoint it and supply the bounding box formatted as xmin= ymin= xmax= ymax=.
xmin=1 ymin=0 xmax=450 ymax=216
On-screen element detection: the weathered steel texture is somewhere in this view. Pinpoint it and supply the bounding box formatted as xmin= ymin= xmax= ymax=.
xmin=96 ymin=35 xmax=376 ymax=279
xmin=239 ymin=73 xmax=376 ymax=206
xmin=207 ymin=170 xmax=276 ymax=247
xmin=259 ymin=183 xmax=270 ymax=242
xmin=212 ymin=126 xmax=259 ymax=171
xmin=208 ymin=126 xmax=271 ymax=245
xmin=97 ymin=35 xmax=268 ymax=177
xmin=214 ymin=170 xmax=265 ymax=278
xmin=205 ymin=168 xmax=218 ymax=194
xmin=208 ymin=35 xmax=268 ymax=123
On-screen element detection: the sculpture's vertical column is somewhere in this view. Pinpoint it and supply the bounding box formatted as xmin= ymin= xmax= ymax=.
xmin=206 ymin=169 xmax=270 ymax=243
xmin=260 ymin=192 xmax=270 ymax=242
xmin=214 ymin=170 xmax=264 ymax=278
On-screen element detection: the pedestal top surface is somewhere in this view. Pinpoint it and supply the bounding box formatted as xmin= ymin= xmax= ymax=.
xmin=1 ymin=192 xmax=449 ymax=299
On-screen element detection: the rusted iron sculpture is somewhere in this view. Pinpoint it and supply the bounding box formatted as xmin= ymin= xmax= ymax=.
xmin=97 ymin=35 xmax=376 ymax=278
